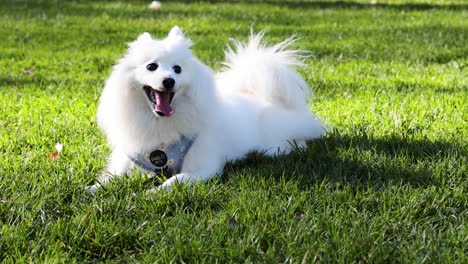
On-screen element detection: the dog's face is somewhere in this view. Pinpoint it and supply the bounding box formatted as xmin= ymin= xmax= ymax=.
xmin=123 ymin=26 xmax=194 ymax=117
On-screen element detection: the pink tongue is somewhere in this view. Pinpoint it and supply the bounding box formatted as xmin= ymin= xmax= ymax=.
xmin=154 ymin=91 xmax=175 ymax=117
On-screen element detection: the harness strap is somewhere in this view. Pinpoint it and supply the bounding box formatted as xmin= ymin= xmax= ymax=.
xmin=127 ymin=135 xmax=196 ymax=176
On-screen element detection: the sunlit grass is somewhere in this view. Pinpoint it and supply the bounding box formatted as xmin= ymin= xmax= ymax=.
xmin=0 ymin=0 xmax=466 ymax=262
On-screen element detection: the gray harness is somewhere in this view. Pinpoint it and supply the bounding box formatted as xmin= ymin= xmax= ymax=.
xmin=127 ymin=136 xmax=196 ymax=176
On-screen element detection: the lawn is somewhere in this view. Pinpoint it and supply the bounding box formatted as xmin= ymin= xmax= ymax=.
xmin=0 ymin=0 xmax=467 ymax=262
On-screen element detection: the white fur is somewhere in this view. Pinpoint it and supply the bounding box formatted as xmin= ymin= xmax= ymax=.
xmin=87 ymin=27 xmax=326 ymax=193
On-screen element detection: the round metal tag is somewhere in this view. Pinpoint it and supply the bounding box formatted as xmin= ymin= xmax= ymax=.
xmin=149 ymin=150 xmax=167 ymax=167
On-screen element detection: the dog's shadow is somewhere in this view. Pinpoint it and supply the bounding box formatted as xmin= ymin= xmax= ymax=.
xmin=220 ymin=130 xmax=464 ymax=191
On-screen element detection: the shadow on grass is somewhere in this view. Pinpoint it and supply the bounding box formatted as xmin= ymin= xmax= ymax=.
xmin=2 ymin=1 xmax=466 ymax=65
xmin=172 ymin=0 xmax=468 ymax=11
xmin=3 ymin=1 xmax=467 ymax=22
xmin=279 ymin=1 xmax=467 ymax=11
xmin=223 ymin=130 xmax=465 ymax=190
xmin=7 ymin=0 xmax=466 ymax=11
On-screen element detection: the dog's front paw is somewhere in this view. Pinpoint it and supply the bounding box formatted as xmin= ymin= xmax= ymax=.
xmin=146 ymin=176 xmax=180 ymax=194
xmin=160 ymin=173 xmax=190 ymax=189
xmin=147 ymin=173 xmax=205 ymax=193
xmin=85 ymin=184 xmax=101 ymax=194
xmin=146 ymin=186 xmax=164 ymax=194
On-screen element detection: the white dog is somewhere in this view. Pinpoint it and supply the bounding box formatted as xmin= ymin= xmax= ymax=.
xmin=87 ymin=26 xmax=325 ymax=193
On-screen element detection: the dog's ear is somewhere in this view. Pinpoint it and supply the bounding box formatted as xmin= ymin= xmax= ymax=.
xmin=168 ymin=26 xmax=183 ymax=38
xmin=135 ymin=32 xmax=152 ymax=43
xmin=128 ymin=32 xmax=152 ymax=48
xmin=166 ymin=26 xmax=193 ymax=49
xmin=127 ymin=32 xmax=153 ymax=52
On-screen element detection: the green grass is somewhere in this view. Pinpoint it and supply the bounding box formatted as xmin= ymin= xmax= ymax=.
xmin=1 ymin=0 xmax=467 ymax=262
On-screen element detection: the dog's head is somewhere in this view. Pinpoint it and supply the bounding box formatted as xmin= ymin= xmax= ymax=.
xmin=119 ymin=26 xmax=200 ymax=118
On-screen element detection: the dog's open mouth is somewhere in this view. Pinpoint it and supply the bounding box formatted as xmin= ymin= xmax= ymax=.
xmin=143 ymin=85 xmax=175 ymax=117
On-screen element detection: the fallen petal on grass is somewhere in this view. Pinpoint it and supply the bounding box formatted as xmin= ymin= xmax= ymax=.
xmin=55 ymin=143 xmax=63 ymax=153
xmin=148 ymin=1 xmax=161 ymax=9
xmin=48 ymin=142 xmax=63 ymax=160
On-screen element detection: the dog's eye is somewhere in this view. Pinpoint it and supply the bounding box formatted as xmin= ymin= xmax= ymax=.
xmin=146 ymin=63 xmax=158 ymax=71
xmin=173 ymin=65 xmax=182 ymax=74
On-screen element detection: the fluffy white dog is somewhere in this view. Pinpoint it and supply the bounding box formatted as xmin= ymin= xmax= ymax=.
xmin=87 ymin=26 xmax=325 ymax=193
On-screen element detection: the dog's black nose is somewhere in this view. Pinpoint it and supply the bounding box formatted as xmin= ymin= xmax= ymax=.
xmin=162 ymin=78 xmax=175 ymax=90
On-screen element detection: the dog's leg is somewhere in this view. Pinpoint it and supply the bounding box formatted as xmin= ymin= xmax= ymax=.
xmin=86 ymin=149 xmax=132 ymax=193
xmin=263 ymin=139 xmax=307 ymax=156
xmin=259 ymin=108 xmax=325 ymax=155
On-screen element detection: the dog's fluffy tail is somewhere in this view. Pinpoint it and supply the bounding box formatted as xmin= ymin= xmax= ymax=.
xmin=217 ymin=31 xmax=311 ymax=109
